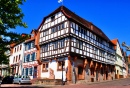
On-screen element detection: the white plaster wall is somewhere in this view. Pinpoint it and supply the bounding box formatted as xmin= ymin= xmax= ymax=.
xmin=116 ymin=43 xmax=122 ymax=57
xmin=115 ymin=42 xmax=123 ymax=67
xmin=9 ymin=42 xmax=25 ymax=75
xmin=41 ymin=57 xmax=68 ymax=80
xmin=9 ymin=55 xmax=13 ymax=65
xmin=115 ymin=66 xmax=123 ymax=75
xmin=41 ymin=71 xmax=49 ymax=78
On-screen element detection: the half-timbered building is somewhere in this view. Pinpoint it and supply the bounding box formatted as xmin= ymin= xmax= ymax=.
xmin=38 ymin=6 xmax=116 ymax=83
xmin=111 ymin=39 xmax=126 ymax=79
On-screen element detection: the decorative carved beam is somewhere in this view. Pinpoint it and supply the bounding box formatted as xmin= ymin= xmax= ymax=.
xmin=84 ymin=59 xmax=88 ymax=68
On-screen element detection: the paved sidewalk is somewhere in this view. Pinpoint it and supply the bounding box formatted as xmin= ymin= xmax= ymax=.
xmin=84 ymin=77 xmax=127 ymax=85
xmin=32 ymin=77 xmax=128 ymax=87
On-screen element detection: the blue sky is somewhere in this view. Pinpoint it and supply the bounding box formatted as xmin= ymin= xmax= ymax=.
xmin=13 ymin=0 xmax=130 ymax=54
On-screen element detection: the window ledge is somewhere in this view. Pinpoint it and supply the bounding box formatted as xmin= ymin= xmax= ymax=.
xmin=57 ymin=69 xmax=65 ymax=71
xmin=42 ymin=70 xmax=48 ymax=72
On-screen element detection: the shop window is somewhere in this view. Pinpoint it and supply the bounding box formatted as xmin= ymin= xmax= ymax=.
xmin=42 ymin=63 xmax=48 ymax=72
xmin=57 ymin=61 xmax=65 ymax=71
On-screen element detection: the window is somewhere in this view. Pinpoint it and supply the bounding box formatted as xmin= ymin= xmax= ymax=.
xmin=81 ymin=28 xmax=84 ymax=34
xmin=61 ymin=39 xmax=65 ymax=48
xmin=19 ymin=54 xmax=21 ymax=60
xmin=15 ymin=48 xmax=16 ymax=52
xmin=20 ymin=45 xmax=22 ymax=50
xmin=29 ymin=68 xmax=32 ymax=76
xmin=87 ymin=30 xmax=89 ymax=36
xmin=54 ymin=42 xmax=58 ymax=49
xmin=31 ymin=41 xmax=35 ymax=48
xmin=79 ymin=41 xmax=83 ymax=49
xmin=58 ymin=25 xmax=61 ymax=30
xmin=25 ymin=44 xmax=27 ymax=51
xmin=78 ymin=26 xmax=81 ymax=33
xmin=28 ymin=43 xmax=31 ymax=50
xmin=76 ymin=40 xmax=79 ymax=48
xmin=25 ymin=68 xmax=28 ymax=76
xmin=32 ymin=52 xmax=35 ymax=61
xmin=51 ymin=15 xmax=55 ymax=22
xmin=45 ymin=44 xmax=48 ymax=52
xmin=59 ymin=39 xmax=65 ymax=48
xmin=43 ymin=31 xmax=46 ymax=36
xmin=42 ymin=46 xmax=45 ymax=52
xmin=76 ymin=24 xmax=78 ymax=30
xmin=62 ymin=23 xmax=64 ymax=29
xmin=26 ymin=54 xmax=30 ymax=62
xmin=24 ymin=55 xmax=26 ymax=63
xmin=84 ymin=30 xmax=86 ymax=35
xmin=31 ymin=34 xmax=34 ymax=37
xmin=57 ymin=61 xmax=65 ymax=71
xmin=30 ymin=54 xmax=32 ymax=61
xmin=17 ymin=46 xmax=19 ymax=52
xmin=16 ymin=56 xmax=18 ymax=62
xmin=42 ymin=63 xmax=48 ymax=72
xmin=54 ymin=27 xmax=57 ymax=32
xmin=95 ymin=48 xmax=98 ymax=55
xmin=13 ymin=57 xmax=15 ymax=63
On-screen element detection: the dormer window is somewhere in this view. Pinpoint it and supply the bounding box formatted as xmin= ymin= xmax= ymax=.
xmin=31 ymin=34 xmax=34 ymax=37
xmin=51 ymin=15 xmax=55 ymax=22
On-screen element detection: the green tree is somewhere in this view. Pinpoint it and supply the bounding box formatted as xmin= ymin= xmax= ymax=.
xmin=0 ymin=0 xmax=28 ymax=64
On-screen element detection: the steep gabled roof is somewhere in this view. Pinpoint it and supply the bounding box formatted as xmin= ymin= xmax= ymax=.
xmin=111 ymin=39 xmax=118 ymax=45
xmin=38 ymin=6 xmax=112 ymax=42
xmin=31 ymin=29 xmax=38 ymax=34
xmin=111 ymin=39 xmax=123 ymax=53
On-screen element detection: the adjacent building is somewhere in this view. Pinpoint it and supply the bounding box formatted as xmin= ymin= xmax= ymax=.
xmin=122 ymin=50 xmax=128 ymax=78
xmin=38 ymin=6 xmax=116 ymax=83
xmin=22 ymin=30 xmax=39 ymax=79
xmin=9 ymin=34 xmax=27 ymax=76
xmin=111 ymin=39 xmax=125 ymax=79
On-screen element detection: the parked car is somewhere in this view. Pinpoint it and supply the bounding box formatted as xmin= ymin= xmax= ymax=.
xmin=13 ymin=75 xmax=32 ymax=84
xmin=2 ymin=76 xmax=14 ymax=84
